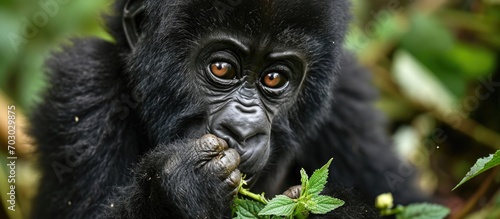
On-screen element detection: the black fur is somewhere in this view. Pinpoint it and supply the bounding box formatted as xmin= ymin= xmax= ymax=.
xmin=30 ymin=0 xmax=425 ymax=218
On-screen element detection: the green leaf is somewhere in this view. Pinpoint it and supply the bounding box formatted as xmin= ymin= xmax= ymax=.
xmin=453 ymin=150 xmax=500 ymax=190
xmin=307 ymin=195 xmax=345 ymax=214
xmin=300 ymin=168 xmax=308 ymax=196
xmin=399 ymin=13 xmax=478 ymax=98
xmin=397 ymin=203 xmax=450 ymax=219
xmin=293 ymin=202 xmax=309 ymax=219
xmin=401 ymin=13 xmax=455 ymax=55
xmin=392 ymin=50 xmax=456 ymax=113
xmin=259 ymin=195 xmax=297 ymax=216
xmin=234 ymin=159 xmax=344 ymax=218
xmin=447 ymin=43 xmax=496 ymax=78
xmin=307 ymin=158 xmax=333 ymax=196
xmin=233 ymin=199 xmax=266 ymax=219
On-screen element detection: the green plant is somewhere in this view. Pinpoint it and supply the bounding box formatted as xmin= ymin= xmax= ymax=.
xmin=375 ymin=193 xmax=450 ymax=219
xmin=453 ymin=150 xmax=500 ymax=190
xmin=231 ymin=159 xmax=344 ymax=219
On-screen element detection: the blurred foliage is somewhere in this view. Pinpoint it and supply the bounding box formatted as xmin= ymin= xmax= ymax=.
xmin=0 ymin=0 xmax=112 ymax=218
xmin=348 ymin=0 xmax=500 ymax=218
xmin=0 ymin=0 xmax=112 ymax=111
xmin=0 ymin=0 xmax=499 ymax=219
xmin=348 ymin=0 xmax=499 ymax=99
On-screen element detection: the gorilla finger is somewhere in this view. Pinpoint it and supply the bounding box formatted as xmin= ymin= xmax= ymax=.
xmin=283 ymin=185 xmax=302 ymax=199
xmin=224 ymin=169 xmax=241 ymax=189
xmin=206 ymin=148 xmax=240 ymax=178
xmin=197 ymin=134 xmax=228 ymax=153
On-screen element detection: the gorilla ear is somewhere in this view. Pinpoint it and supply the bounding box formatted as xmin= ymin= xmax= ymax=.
xmin=122 ymin=0 xmax=144 ymax=49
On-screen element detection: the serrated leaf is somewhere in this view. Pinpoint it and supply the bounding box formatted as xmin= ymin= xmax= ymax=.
xmin=300 ymin=168 xmax=308 ymax=196
xmin=259 ymin=195 xmax=297 ymax=216
xmin=453 ymin=150 xmax=500 ymax=190
xmin=307 ymin=158 xmax=333 ymax=196
xmin=233 ymin=199 xmax=266 ymax=219
xmin=397 ymin=203 xmax=450 ymax=219
xmin=306 ymin=195 xmax=345 ymax=214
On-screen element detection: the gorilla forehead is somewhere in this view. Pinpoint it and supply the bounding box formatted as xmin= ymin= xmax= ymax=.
xmin=144 ymin=0 xmax=350 ymax=49
xmin=190 ymin=0 xmax=348 ymax=34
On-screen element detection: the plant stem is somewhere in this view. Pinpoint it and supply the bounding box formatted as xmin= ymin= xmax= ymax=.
xmin=238 ymin=187 xmax=268 ymax=205
xmin=380 ymin=205 xmax=405 ymax=216
xmin=294 ymin=202 xmax=309 ymax=219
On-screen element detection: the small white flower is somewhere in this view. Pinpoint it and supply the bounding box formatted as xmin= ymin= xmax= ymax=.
xmin=375 ymin=193 xmax=394 ymax=209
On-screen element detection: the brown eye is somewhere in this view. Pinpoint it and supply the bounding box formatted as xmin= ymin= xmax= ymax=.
xmin=210 ymin=62 xmax=236 ymax=79
xmin=263 ymin=72 xmax=287 ymax=88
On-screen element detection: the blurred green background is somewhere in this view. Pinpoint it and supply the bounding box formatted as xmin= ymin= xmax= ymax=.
xmin=0 ymin=0 xmax=499 ymax=218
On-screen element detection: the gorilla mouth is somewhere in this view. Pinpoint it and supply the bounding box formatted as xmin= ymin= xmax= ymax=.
xmin=207 ymin=124 xmax=271 ymax=181
xmin=236 ymin=142 xmax=270 ymax=185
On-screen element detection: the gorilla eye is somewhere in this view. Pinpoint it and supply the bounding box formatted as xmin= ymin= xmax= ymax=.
xmin=262 ymin=72 xmax=288 ymax=88
xmin=210 ymin=62 xmax=236 ymax=79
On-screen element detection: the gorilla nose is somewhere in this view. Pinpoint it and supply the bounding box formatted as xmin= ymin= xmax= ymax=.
xmin=211 ymin=103 xmax=270 ymax=148
xmin=222 ymin=121 xmax=265 ymax=144
xmin=221 ymin=108 xmax=268 ymax=142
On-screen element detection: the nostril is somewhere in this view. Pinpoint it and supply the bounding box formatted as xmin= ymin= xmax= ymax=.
xmin=242 ymin=133 xmax=267 ymax=147
xmin=210 ymin=102 xmax=270 ymax=148
xmin=220 ymin=123 xmax=235 ymax=137
xmin=220 ymin=123 xmax=239 ymax=141
xmin=219 ymin=122 xmax=265 ymax=146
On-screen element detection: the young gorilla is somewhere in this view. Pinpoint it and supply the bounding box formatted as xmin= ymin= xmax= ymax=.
xmin=31 ymin=0 xmax=426 ymax=218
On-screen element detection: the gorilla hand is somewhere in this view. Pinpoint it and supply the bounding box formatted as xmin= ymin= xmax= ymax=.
xmin=283 ymin=185 xmax=302 ymax=199
xmin=193 ymin=134 xmax=242 ymax=194
xmin=136 ymin=134 xmax=243 ymax=218
xmin=105 ymin=135 xmax=242 ymax=218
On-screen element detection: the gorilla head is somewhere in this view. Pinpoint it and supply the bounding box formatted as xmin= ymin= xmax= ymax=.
xmin=122 ymin=0 xmax=350 ymax=181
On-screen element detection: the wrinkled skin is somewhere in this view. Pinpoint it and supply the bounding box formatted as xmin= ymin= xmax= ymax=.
xmin=169 ymin=134 xmax=242 ymax=194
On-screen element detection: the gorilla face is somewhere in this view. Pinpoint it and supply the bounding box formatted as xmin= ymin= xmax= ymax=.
xmin=194 ymin=34 xmax=308 ymax=179
xmin=125 ymin=0 xmax=349 ymax=182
